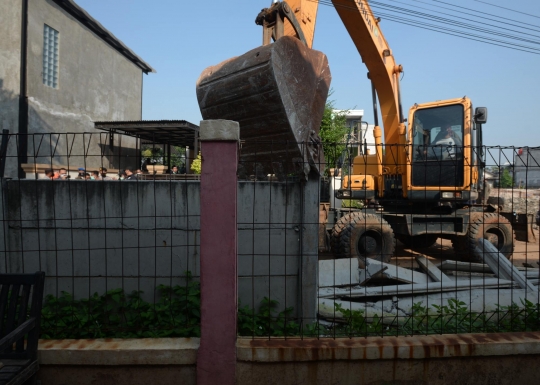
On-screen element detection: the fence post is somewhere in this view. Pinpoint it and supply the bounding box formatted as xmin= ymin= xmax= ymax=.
xmin=197 ymin=119 xmax=239 ymax=385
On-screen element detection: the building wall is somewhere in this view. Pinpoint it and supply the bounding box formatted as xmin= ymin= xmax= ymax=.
xmin=514 ymin=148 xmax=540 ymax=188
xmin=23 ymin=0 xmax=143 ymax=170
xmin=0 ymin=0 xmax=23 ymax=176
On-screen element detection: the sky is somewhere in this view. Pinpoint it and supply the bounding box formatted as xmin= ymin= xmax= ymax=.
xmin=75 ymin=0 xmax=540 ymax=147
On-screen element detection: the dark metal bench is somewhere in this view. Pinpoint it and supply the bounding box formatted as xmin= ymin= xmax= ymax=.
xmin=0 ymin=273 xmax=45 ymax=385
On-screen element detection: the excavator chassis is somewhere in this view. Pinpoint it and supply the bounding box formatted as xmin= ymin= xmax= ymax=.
xmin=196 ymin=36 xmax=331 ymax=179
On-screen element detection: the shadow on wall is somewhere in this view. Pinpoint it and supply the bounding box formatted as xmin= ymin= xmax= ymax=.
xmin=0 ymin=79 xmax=138 ymax=178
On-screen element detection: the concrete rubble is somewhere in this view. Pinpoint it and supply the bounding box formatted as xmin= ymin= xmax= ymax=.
xmin=318 ymin=239 xmax=540 ymax=324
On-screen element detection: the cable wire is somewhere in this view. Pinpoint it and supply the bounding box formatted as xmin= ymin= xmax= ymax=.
xmin=311 ymin=0 xmax=540 ymax=55
xmin=473 ymin=0 xmax=540 ymax=20
xmin=431 ymin=0 xmax=540 ymax=30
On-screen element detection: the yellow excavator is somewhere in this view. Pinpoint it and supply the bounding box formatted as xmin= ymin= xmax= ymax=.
xmin=196 ymin=0 xmax=514 ymax=266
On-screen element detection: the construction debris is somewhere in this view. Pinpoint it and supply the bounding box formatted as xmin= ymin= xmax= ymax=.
xmin=318 ymin=238 xmax=540 ymax=324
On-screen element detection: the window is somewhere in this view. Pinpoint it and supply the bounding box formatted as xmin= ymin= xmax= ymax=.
xmin=411 ymin=104 xmax=464 ymax=161
xmin=43 ymin=24 xmax=59 ymax=88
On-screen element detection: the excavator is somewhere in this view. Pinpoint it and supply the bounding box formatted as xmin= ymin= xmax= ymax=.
xmin=196 ymin=0 xmax=514 ymax=266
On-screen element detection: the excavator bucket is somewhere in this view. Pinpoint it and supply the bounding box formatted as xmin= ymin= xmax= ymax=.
xmin=196 ymin=36 xmax=331 ymax=179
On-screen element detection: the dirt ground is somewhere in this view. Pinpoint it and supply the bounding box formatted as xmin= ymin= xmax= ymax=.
xmin=320 ymin=228 xmax=540 ymax=269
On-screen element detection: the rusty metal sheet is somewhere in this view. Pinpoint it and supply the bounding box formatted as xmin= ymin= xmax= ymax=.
xmin=196 ymin=36 xmax=331 ymax=179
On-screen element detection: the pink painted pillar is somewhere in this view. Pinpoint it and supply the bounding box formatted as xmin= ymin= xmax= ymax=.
xmin=197 ymin=120 xmax=239 ymax=385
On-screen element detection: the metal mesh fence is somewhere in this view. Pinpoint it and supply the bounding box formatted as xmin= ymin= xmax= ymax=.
xmin=1 ymin=132 xmax=539 ymax=339
xmin=237 ymin=140 xmax=540 ymax=338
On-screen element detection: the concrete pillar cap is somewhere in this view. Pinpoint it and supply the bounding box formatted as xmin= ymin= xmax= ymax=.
xmin=199 ymin=120 xmax=240 ymax=141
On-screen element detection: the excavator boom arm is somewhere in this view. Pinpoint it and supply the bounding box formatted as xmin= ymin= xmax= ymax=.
xmin=283 ymin=0 xmax=402 ymax=147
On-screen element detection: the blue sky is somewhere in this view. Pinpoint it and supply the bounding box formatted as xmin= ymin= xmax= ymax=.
xmin=76 ymin=0 xmax=540 ymax=147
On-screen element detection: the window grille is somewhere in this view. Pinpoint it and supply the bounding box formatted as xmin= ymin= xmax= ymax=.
xmin=43 ymin=25 xmax=59 ymax=88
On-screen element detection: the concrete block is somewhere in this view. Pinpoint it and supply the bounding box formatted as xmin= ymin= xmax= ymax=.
xmin=38 ymin=338 xmax=199 ymax=365
xmin=199 ymin=120 xmax=240 ymax=141
xmin=319 ymin=258 xmax=360 ymax=287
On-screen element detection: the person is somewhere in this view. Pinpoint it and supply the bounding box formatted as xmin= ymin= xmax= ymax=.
xmin=136 ymin=169 xmax=143 ymax=176
xmin=125 ymin=166 xmax=138 ymax=180
xmin=59 ymin=168 xmax=70 ymax=179
xmin=430 ymin=124 xmax=462 ymax=160
xmin=76 ymin=168 xmax=86 ymax=179
xmin=170 ymin=165 xmax=179 ymax=174
xmin=91 ymin=170 xmax=101 ymax=180
xmin=180 ymin=164 xmax=186 ymax=174
xmin=99 ymin=167 xmax=112 ymax=180
xmin=432 ymin=124 xmax=462 ymax=146
xmin=84 ymin=173 xmax=91 ymax=180
xmin=44 ymin=168 xmax=60 ymax=180
xmin=118 ymin=170 xmax=127 ymax=180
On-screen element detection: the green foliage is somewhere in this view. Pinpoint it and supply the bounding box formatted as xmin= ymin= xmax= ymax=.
xmin=341 ymin=199 xmax=364 ymax=209
xmin=40 ymin=280 xmax=305 ymax=339
xmin=142 ymin=146 xmax=185 ymax=168
xmin=330 ymin=299 xmax=540 ymax=337
xmin=170 ymin=146 xmax=186 ymax=169
xmin=40 ymin=279 xmax=540 ymax=339
xmin=238 ymin=297 xmax=300 ymax=337
xmin=41 ymin=277 xmax=201 ymax=339
xmin=141 ymin=146 xmax=164 ymax=165
xmin=332 ymin=303 xmax=383 ymax=337
xmin=191 ymin=153 xmax=202 ymax=174
xmin=499 ymin=168 xmax=513 ymax=188
xmin=495 ymin=299 xmax=540 ymax=332
xmin=319 ymin=94 xmax=349 ymax=172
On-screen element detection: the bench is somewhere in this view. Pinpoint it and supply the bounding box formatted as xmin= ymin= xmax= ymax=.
xmin=0 ymin=272 xmax=45 ymax=385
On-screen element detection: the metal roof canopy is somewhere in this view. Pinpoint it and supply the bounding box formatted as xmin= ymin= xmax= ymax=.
xmin=94 ymin=120 xmax=199 ymax=148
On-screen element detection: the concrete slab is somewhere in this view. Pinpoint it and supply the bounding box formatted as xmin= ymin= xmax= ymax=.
xmin=319 ymin=258 xmax=359 ymax=287
xmin=199 ymin=120 xmax=240 ymax=141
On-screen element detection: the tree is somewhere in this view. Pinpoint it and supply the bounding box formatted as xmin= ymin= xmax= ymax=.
xmin=499 ymin=168 xmax=513 ymax=188
xmin=141 ymin=146 xmax=164 ymax=165
xmin=319 ymin=95 xmax=349 ymax=173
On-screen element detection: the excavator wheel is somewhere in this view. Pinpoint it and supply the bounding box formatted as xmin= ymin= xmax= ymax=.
xmin=397 ymin=234 xmax=439 ymax=250
xmin=453 ymin=212 xmax=514 ymax=261
xmin=331 ymin=212 xmax=396 ymax=268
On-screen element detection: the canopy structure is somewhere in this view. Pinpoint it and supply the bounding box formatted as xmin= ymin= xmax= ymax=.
xmin=94 ymin=120 xmax=199 ymax=171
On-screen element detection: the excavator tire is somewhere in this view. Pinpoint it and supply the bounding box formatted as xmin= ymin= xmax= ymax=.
xmin=453 ymin=212 xmax=514 ymax=261
xmin=331 ymin=212 xmax=396 ymax=268
xmin=398 ymin=234 xmax=439 ymax=250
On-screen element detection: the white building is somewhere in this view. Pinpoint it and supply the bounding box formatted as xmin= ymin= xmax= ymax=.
xmin=333 ymin=109 xmax=376 ymax=155
xmin=514 ymin=147 xmax=540 ymax=188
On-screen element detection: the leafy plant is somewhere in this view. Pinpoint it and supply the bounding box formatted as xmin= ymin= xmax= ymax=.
xmin=499 ymin=168 xmax=513 ymax=188
xmin=331 ymin=303 xmax=383 ymax=337
xmin=40 ymin=280 xmax=305 ymax=339
xmin=40 ymin=282 xmax=540 ymax=339
xmin=341 ymin=199 xmax=364 ymax=209
xmin=238 ymin=297 xmax=300 ymax=337
xmin=330 ymin=299 xmax=540 ymax=337
xmin=191 ymin=153 xmax=202 ymax=174
xmin=41 ymin=276 xmax=201 ymax=339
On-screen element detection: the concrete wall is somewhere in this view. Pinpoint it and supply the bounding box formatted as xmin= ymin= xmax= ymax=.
xmin=0 ymin=0 xmax=23 ymax=177
xmin=35 ymin=334 xmax=540 ymax=385
xmin=0 ymin=180 xmax=312 ymax=313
